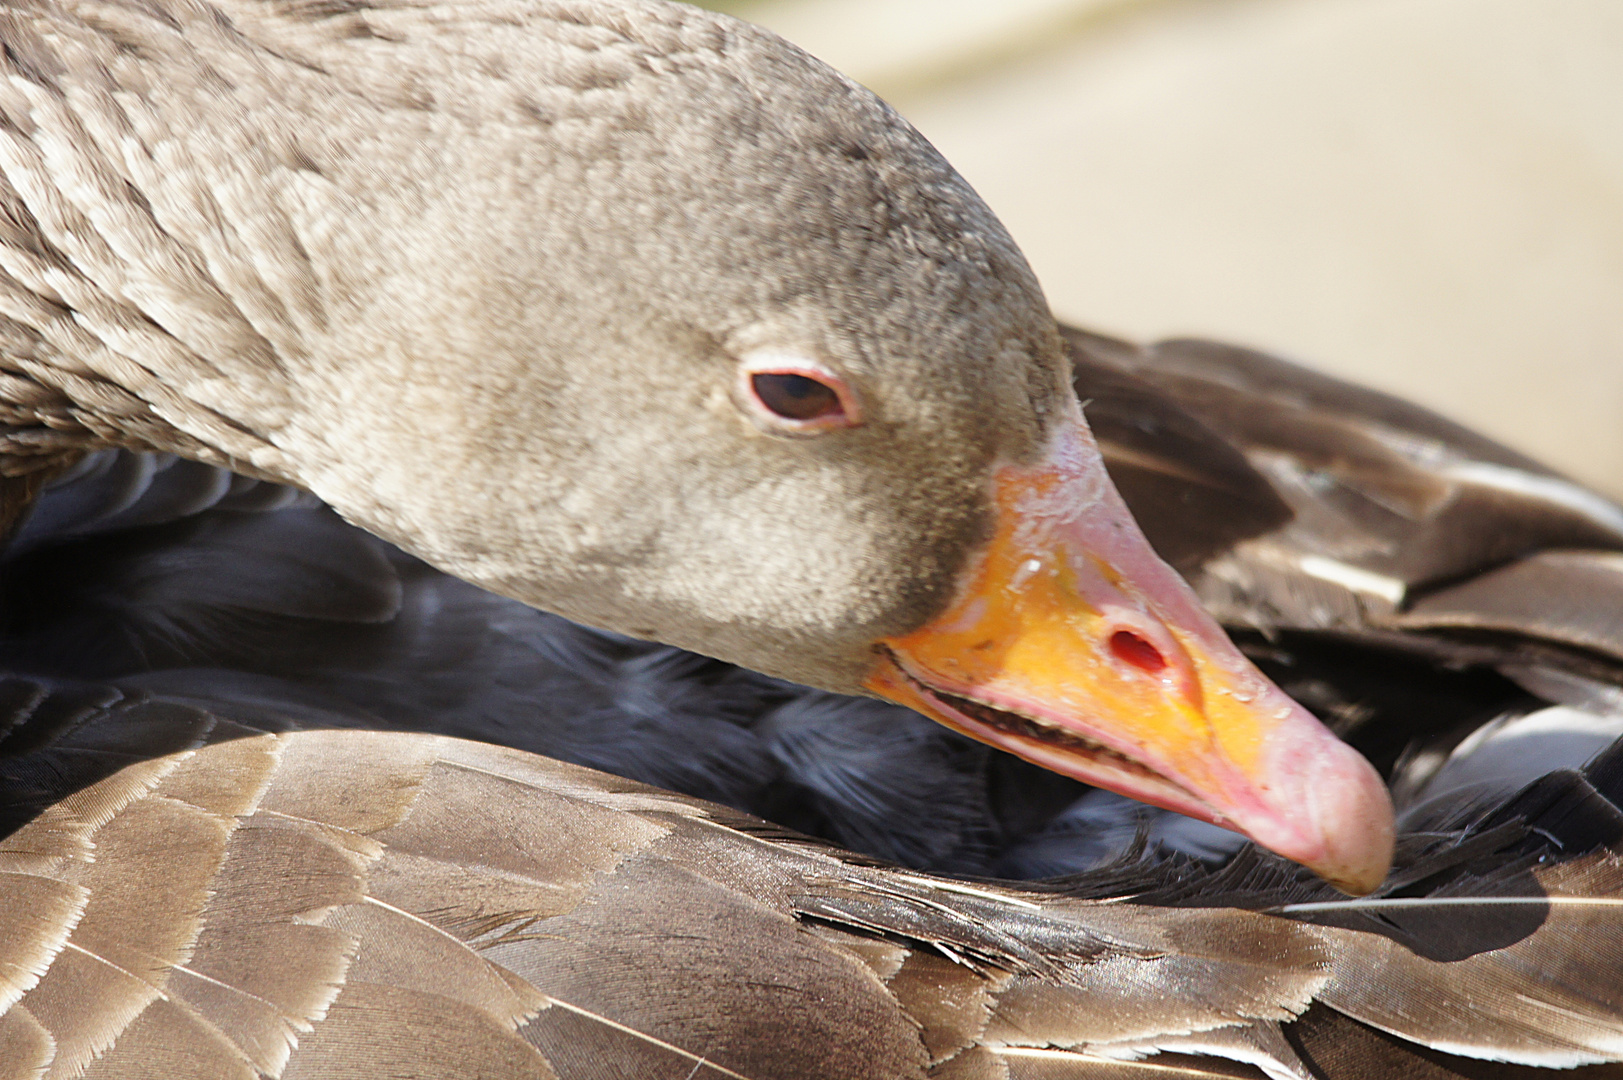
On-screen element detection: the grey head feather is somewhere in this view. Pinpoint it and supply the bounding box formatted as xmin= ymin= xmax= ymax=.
xmin=0 ymin=0 xmax=1070 ymax=693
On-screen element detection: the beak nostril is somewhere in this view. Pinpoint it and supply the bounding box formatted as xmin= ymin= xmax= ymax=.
xmin=1110 ymin=629 xmax=1168 ymax=674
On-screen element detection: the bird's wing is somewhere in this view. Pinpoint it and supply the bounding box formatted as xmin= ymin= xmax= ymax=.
xmin=1069 ymin=326 xmax=1623 ymax=659
xmin=3 ymin=675 xmax=1621 ymax=1080
xmin=1069 ymin=325 xmax=1623 ymax=802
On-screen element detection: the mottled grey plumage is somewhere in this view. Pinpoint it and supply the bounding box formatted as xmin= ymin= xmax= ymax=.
xmin=0 ymin=0 xmax=1067 ymax=694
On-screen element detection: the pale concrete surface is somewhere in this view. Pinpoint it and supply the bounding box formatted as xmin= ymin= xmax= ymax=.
xmin=714 ymin=0 xmax=1623 ymax=496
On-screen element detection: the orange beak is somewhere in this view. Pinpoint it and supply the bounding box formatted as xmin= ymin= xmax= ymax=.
xmin=865 ymin=404 xmax=1395 ymax=894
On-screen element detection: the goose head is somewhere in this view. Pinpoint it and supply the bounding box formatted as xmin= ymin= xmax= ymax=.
xmin=3 ymin=0 xmax=1391 ymax=889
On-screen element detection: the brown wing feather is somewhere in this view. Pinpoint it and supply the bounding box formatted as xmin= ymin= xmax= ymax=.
xmin=1065 ymin=327 xmax=1623 ymax=662
xmin=6 ymin=686 xmax=1621 ymax=1080
xmin=1066 ymin=328 xmax=1292 ymax=574
xmin=1395 ymin=550 xmax=1623 ymax=666
xmin=1310 ymin=854 xmax=1623 ymax=1068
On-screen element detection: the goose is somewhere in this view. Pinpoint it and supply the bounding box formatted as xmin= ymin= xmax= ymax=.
xmin=0 ymin=0 xmax=1620 ymax=1077
xmin=6 ymin=339 xmax=1623 ymax=1080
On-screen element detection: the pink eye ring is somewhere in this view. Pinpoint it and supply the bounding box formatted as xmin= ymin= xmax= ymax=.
xmin=736 ymin=355 xmax=862 ymax=433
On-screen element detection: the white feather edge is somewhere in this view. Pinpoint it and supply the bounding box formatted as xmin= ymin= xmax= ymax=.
xmin=1270 ymin=896 xmax=1623 ymax=914
xmin=1441 ymin=463 xmax=1623 ymax=537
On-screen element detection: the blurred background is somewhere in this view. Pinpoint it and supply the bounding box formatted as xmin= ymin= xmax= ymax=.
xmin=697 ymin=0 xmax=1623 ymax=497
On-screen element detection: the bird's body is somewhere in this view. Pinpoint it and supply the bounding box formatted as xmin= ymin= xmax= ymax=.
xmin=6 ymin=328 xmax=1623 ymax=1078
xmin=0 ymin=0 xmax=1621 ymax=1076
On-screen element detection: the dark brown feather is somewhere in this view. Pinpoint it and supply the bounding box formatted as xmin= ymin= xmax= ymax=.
xmin=1066 ymin=328 xmax=1623 ymax=665
xmin=1396 ymin=551 xmax=1623 ymax=665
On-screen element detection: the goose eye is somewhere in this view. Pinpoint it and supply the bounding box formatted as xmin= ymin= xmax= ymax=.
xmin=750 ymin=372 xmax=844 ymax=421
xmin=739 ymin=363 xmax=861 ymax=432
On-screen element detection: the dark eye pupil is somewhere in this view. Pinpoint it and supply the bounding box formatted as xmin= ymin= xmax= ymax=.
xmin=750 ymin=372 xmax=843 ymax=421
